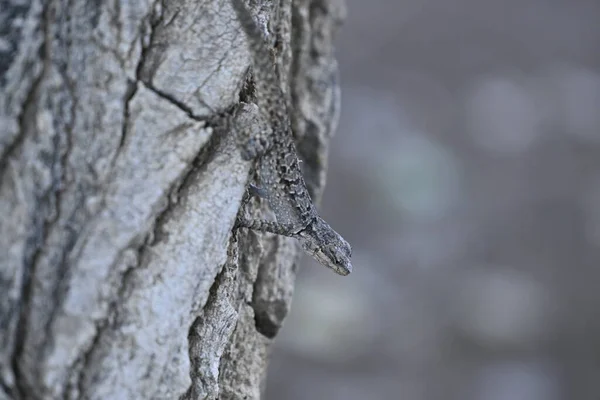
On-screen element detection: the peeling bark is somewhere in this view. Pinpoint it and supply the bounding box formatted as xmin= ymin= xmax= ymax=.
xmin=0 ymin=0 xmax=344 ymax=399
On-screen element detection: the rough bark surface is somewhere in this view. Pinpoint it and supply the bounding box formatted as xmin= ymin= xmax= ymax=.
xmin=0 ymin=0 xmax=344 ymax=399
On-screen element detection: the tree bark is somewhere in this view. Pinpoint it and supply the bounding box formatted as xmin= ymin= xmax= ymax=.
xmin=0 ymin=0 xmax=344 ymax=399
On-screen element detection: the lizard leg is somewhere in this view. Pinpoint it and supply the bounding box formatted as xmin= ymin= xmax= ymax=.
xmin=235 ymin=216 xmax=295 ymax=237
xmin=239 ymin=183 xmax=268 ymax=211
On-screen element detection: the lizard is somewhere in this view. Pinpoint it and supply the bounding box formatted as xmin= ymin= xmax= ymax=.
xmin=230 ymin=0 xmax=352 ymax=276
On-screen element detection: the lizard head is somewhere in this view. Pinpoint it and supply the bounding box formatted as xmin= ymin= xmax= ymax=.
xmin=297 ymin=216 xmax=352 ymax=276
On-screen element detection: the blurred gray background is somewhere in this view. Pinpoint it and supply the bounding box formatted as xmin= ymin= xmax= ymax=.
xmin=266 ymin=0 xmax=600 ymax=399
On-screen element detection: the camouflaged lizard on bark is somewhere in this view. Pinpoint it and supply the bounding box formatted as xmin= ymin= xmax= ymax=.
xmin=231 ymin=0 xmax=352 ymax=276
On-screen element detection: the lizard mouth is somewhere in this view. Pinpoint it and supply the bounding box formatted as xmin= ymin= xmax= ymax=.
xmin=335 ymin=262 xmax=352 ymax=276
xmin=313 ymin=249 xmax=352 ymax=276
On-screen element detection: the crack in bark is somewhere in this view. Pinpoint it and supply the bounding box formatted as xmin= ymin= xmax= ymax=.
xmin=0 ymin=77 xmax=41 ymax=188
xmin=118 ymin=79 xmax=139 ymax=151
xmin=9 ymin=1 xmax=56 ymax=398
xmin=3 ymin=72 xmax=45 ymax=398
xmin=71 ymin=109 xmax=232 ymax=396
xmin=106 ymin=0 xmax=158 ymax=166
xmin=71 ymin=242 xmax=145 ymax=400
xmin=11 ymin=0 xmax=90 ymax=396
xmin=143 ymin=82 xmax=210 ymax=122
xmin=132 ymin=0 xmax=211 ymax=122
xmin=70 ymin=9 xmax=233 ymax=391
xmin=135 ymin=0 xmax=162 ymax=81
xmin=39 ymin=19 xmax=81 ymax=395
xmin=68 ymin=32 xmax=236 ymax=389
xmin=134 ymin=4 xmax=215 ymax=122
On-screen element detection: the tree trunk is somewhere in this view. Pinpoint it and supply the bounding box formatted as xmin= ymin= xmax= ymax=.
xmin=0 ymin=0 xmax=344 ymax=399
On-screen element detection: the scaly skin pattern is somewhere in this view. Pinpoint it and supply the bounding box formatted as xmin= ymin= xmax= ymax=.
xmin=231 ymin=0 xmax=352 ymax=275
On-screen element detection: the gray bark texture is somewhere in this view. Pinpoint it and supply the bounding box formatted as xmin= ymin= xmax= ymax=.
xmin=0 ymin=0 xmax=344 ymax=399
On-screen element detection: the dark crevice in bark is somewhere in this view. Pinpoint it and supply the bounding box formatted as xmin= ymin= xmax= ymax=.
xmin=18 ymin=0 xmax=84 ymax=394
xmin=135 ymin=0 xmax=162 ymax=82
xmin=117 ymin=79 xmax=139 ymax=151
xmin=46 ymin=202 xmax=87 ymax=400
xmin=9 ymin=1 xmax=55 ymax=398
xmin=73 ymin=317 xmax=102 ymax=398
xmin=143 ymin=82 xmax=209 ymax=121
xmin=40 ymin=3 xmax=81 ymax=386
xmin=39 ymin=158 xmax=78 ymax=361
xmin=1 ymin=65 xmax=46 ymax=400
xmin=133 ymin=0 xmax=210 ymax=122
xmin=237 ymin=70 xmax=256 ymax=104
xmin=0 ymin=73 xmax=43 ymax=188
xmin=108 ymin=1 xmax=148 ymax=167
xmin=10 ymin=191 xmax=51 ymax=400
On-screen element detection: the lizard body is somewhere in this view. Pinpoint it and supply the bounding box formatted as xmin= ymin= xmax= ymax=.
xmin=231 ymin=0 xmax=352 ymax=276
